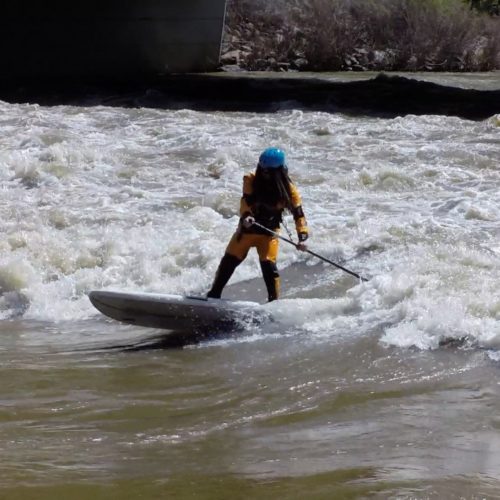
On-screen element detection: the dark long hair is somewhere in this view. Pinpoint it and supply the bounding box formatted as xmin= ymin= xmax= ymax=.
xmin=253 ymin=166 xmax=293 ymax=209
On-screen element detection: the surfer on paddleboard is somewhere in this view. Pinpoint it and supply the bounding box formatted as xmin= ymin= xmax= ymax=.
xmin=207 ymin=147 xmax=308 ymax=302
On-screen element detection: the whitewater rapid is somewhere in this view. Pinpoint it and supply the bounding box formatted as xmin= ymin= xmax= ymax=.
xmin=1 ymin=100 xmax=499 ymax=351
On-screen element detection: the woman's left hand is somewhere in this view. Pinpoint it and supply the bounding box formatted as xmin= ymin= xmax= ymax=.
xmin=297 ymin=232 xmax=308 ymax=251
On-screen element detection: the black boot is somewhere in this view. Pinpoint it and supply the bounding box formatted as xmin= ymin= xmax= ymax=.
xmin=260 ymin=260 xmax=280 ymax=302
xmin=207 ymin=253 xmax=242 ymax=299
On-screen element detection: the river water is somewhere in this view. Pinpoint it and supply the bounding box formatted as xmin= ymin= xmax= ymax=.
xmin=1 ymin=75 xmax=500 ymax=498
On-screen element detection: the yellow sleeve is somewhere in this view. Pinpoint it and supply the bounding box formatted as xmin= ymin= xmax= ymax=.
xmin=290 ymin=183 xmax=308 ymax=235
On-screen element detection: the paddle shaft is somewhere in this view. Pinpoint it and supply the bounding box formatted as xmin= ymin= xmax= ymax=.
xmin=252 ymin=221 xmax=368 ymax=282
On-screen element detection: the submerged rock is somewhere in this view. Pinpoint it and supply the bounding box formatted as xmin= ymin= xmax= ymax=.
xmin=1 ymin=73 xmax=499 ymax=120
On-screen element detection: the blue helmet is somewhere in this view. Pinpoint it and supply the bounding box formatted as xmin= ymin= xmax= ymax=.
xmin=259 ymin=147 xmax=286 ymax=169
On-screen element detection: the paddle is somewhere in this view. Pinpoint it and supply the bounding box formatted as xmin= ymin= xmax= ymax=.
xmin=252 ymin=221 xmax=368 ymax=282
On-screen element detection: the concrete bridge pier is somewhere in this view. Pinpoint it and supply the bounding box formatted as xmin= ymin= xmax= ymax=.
xmin=1 ymin=0 xmax=227 ymax=82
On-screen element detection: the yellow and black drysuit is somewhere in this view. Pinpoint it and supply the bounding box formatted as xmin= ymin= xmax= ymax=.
xmin=207 ymin=172 xmax=308 ymax=302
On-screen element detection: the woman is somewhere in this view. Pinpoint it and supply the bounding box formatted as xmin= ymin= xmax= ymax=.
xmin=207 ymin=147 xmax=308 ymax=302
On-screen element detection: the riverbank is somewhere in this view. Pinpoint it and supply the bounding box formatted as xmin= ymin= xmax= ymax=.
xmin=222 ymin=0 xmax=500 ymax=72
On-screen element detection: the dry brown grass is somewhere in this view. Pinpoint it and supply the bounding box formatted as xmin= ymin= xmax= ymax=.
xmin=223 ymin=0 xmax=500 ymax=71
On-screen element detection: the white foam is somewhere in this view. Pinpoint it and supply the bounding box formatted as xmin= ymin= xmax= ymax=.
xmin=0 ymin=102 xmax=498 ymax=354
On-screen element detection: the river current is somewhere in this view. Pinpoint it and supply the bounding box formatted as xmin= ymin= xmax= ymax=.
xmin=1 ymin=76 xmax=500 ymax=498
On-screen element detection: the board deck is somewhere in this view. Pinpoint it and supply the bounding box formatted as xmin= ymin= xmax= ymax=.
xmin=88 ymin=290 xmax=270 ymax=331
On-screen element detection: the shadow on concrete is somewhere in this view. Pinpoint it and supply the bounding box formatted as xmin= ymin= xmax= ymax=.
xmin=2 ymin=73 xmax=499 ymax=120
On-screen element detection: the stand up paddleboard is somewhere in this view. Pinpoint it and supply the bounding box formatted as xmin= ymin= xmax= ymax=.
xmin=89 ymin=290 xmax=270 ymax=331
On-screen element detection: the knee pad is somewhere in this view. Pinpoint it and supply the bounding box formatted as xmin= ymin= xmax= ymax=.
xmin=260 ymin=260 xmax=279 ymax=279
xmin=260 ymin=260 xmax=280 ymax=302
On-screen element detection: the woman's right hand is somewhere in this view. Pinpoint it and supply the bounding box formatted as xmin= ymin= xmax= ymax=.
xmin=242 ymin=216 xmax=255 ymax=228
